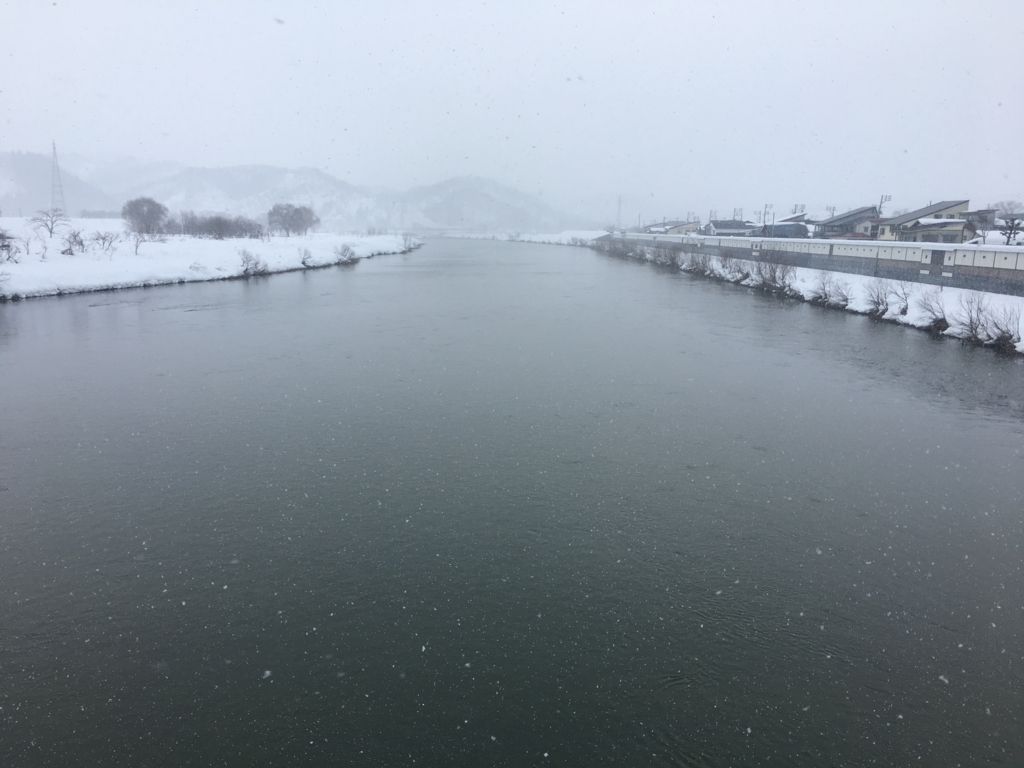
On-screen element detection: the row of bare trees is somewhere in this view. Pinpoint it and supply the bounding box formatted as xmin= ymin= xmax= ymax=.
xmin=120 ymin=198 xmax=321 ymax=240
xmin=914 ymin=288 xmax=1021 ymax=349
xmin=681 ymin=249 xmax=799 ymax=296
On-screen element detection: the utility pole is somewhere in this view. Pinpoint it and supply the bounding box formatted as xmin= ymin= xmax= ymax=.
xmin=616 ymin=195 xmax=622 ymax=231
xmin=878 ymin=194 xmax=891 ymax=216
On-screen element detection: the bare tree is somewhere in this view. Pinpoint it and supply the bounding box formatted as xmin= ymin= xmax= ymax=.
xmin=122 ymin=197 xmax=169 ymax=235
xmin=917 ymin=288 xmax=948 ymax=332
xmin=30 ymin=209 xmax=69 ymax=237
xmin=0 ymin=228 xmax=16 ymax=263
xmin=890 ymin=281 xmax=913 ymax=316
xmin=239 ymin=249 xmax=269 ymax=276
xmin=268 ymin=203 xmax=295 ymax=236
xmin=89 ymin=231 xmax=120 ymax=256
xmin=752 ymin=253 xmax=795 ymax=295
xmin=864 ymin=278 xmax=891 ymax=318
xmin=832 ymin=277 xmax=852 ymax=308
xmin=809 ymin=271 xmax=836 ymax=305
xmin=974 ymin=215 xmax=992 ymax=244
xmin=685 ymin=250 xmax=714 ymax=274
xmin=60 ymin=229 xmax=86 ymax=255
xmin=268 ymin=204 xmax=320 ymax=236
xmin=996 ymin=201 xmax=1023 ymax=245
xmin=16 ymin=235 xmax=35 ymax=261
xmin=127 ymin=231 xmax=147 ymax=255
xmin=333 ymin=244 xmax=356 ymax=265
xmin=986 ymin=303 xmax=1022 ymax=352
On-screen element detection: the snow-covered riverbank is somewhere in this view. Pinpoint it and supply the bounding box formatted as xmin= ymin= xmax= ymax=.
xmin=0 ymin=217 xmax=418 ymax=301
xmin=623 ymin=245 xmax=1024 ymax=354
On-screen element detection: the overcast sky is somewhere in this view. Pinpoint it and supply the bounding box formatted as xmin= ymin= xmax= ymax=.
xmin=3 ymin=0 xmax=1023 ymax=223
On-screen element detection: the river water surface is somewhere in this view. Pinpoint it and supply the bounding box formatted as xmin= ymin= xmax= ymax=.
xmin=1 ymin=239 xmax=1022 ymax=766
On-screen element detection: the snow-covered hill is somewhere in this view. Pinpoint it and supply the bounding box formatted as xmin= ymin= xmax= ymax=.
xmin=2 ymin=153 xmax=586 ymax=233
xmin=127 ymin=169 xmax=579 ymax=232
xmin=127 ymin=165 xmax=382 ymax=230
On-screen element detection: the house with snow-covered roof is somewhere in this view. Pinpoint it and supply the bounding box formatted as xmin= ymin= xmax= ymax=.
xmin=644 ymin=220 xmax=701 ymax=235
xmin=876 ymin=200 xmax=969 ymax=240
xmin=703 ymin=219 xmax=758 ymax=237
xmin=815 ymin=206 xmax=880 ymax=238
xmin=758 ymin=222 xmax=809 ymax=238
xmin=899 ymin=217 xmax=977 ymax=244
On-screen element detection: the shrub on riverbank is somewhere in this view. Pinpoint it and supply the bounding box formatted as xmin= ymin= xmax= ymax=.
xmin=239 ymin=249 xmax=269 ymax=276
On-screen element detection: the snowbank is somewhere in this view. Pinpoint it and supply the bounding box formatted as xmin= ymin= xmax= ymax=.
xmin=0 ymin=217 xmax=417 ymax=300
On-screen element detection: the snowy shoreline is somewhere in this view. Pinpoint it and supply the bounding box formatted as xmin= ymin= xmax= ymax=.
xmin=0 ymin=217 xmax=418 ymax=302
xmin=604 ymin=242 xmax=1024 ymax=355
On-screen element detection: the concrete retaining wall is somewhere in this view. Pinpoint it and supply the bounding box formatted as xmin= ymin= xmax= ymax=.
xmin=607 ymin=234 xmax=1024 ymax=297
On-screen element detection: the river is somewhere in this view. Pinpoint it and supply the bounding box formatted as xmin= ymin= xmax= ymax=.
xmin=1 ymin=239 xmax=1022 ymax=766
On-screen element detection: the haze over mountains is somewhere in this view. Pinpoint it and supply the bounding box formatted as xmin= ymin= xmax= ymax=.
xmin=0 ymin=152 xmax=586 ymax=233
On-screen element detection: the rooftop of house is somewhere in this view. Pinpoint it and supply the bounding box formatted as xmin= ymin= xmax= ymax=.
xmin=914 ymin=217 xmax=967 ymax=226
xmin=760 ymin=222 xmax=809 ymax=236
xmin=645 ymin=220 xmax=693 ymax=230
xmin=708 ymin=219 xmax=755 ymax=229
xmin=816 ymin=206 xmax=879 ymax=227
xmin=885 ymin=200 xmax=970 ymax=228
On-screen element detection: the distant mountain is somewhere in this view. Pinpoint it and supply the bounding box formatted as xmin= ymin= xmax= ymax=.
xmin=0 ymin=152 xmax=118 ymax=216
xmin=127 ymin=167 xmax=580 ymax=232
xmin=126 ymin=165 xmax=385 ymax=229
xmin=62 ymin=155 xmax=186 ymax=198
xmin=2 ymin=152 xmax=583 ymax=232
xmin=399 ymin=176 xmax=573 ymax=232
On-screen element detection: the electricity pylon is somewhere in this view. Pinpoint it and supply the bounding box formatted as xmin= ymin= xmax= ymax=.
xmin=50 ymin=141 xmax=67 ymax=214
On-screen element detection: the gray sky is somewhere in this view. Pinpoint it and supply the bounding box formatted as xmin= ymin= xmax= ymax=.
xmin=3 ymin=0 xmax=1023 ymax=222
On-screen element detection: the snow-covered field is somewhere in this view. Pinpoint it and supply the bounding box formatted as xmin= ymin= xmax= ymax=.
xmin=0 ymin=217 xmax=416 ymax=300
xmin=671 ymin=254 xmax=1024 ymax=354
xmin=445 ymin=230 xmax=607 ymax=245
